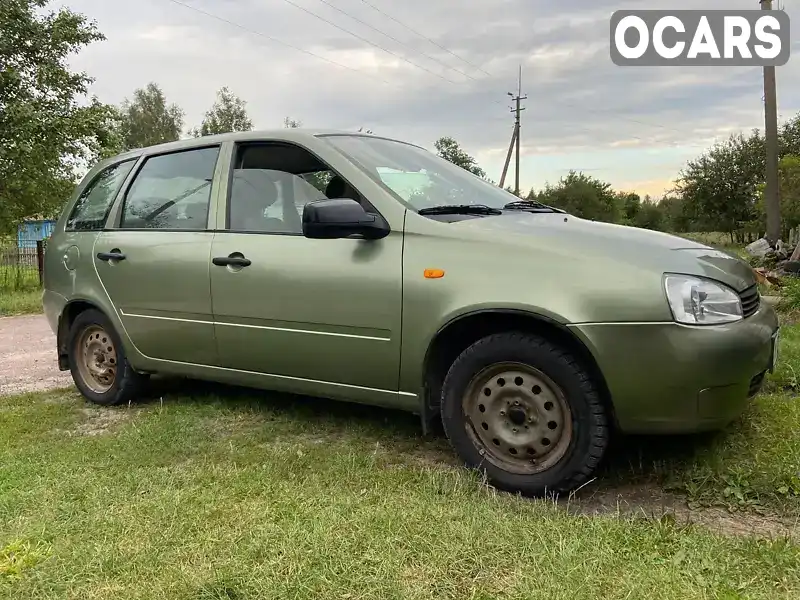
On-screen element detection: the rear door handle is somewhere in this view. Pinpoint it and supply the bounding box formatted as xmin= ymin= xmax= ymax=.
xmin=212 ymin=254 xmax=251 ymax=268
xmin=97 ymin=251 xmax=126 ymax=262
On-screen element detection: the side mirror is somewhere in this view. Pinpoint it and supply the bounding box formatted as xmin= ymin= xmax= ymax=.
xmin=302 ymin=198 xmax=390 ymax=240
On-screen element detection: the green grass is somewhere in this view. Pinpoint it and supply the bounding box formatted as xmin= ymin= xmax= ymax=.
xmin=601 ymin=390 xmax=800 ymax=516
xmin=0 ymin=264 xmax=39 ymax=291
xmin=1 ymin=387 xmax=799 ymax=599
xmin=0 ymin=263 xmax=43 ymax=316
xmin=0 ymin=289 xmax=42 ymax=316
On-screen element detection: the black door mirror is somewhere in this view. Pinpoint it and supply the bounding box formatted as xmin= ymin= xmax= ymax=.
xmin=302 ymin=198 xmax=390 ymax=240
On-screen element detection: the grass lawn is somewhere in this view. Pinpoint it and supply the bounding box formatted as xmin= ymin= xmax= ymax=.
xmin=0 ymin=264 xmax=42 ymax=316
xmin=0 ymin=288 xmax=42 ymax=316
xmin=1 ymin=386 xmax=799 ymax=599
xmin=598 ymin=387 xmax=800 ymax=518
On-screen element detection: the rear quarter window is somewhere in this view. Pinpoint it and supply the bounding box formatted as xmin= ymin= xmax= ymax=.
xmin=66 ymin=159 xmax=137 ymax=231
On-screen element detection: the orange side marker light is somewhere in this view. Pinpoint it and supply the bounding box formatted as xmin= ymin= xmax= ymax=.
xmin=424 ymin=269 xmax=445 ymax=279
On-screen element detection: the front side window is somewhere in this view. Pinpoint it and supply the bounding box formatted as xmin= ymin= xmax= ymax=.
xmin=120 ymin=146 xmax=220 ymax=230
xmin=323 ymin=135 xmax=516 ymax=211
xmin=66 ymin=159 xmax=137 ymax=231
xmin=227 ymin=143 xmax=344 ymax=234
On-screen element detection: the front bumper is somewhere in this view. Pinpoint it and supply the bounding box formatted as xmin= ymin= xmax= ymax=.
xmin=570 ymin=303 xmax=780 ymax=434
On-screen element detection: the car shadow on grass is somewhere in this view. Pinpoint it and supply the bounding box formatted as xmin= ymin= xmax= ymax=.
xmin=135 ymin=376 xmax=721 ymax=488
xmin=127 ymin=377 xmax=799 ymax=537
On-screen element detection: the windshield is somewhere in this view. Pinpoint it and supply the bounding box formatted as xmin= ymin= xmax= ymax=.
xmin=322 ymin=134 xmax=519 ymax=212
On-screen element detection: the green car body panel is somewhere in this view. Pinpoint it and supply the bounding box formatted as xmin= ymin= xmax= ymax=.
xmin=43 ymin=129 xmax=779 ymax=437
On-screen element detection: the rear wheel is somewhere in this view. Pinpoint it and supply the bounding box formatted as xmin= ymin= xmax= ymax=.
xmin=440 ymin=332 xmax=609 ymax=496
xmin=67 ymin=309 xmax=146 ymax=406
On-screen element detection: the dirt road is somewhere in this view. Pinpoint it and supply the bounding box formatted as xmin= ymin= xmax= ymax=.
xmin=0 ymin=314 xmax=72 ymax=395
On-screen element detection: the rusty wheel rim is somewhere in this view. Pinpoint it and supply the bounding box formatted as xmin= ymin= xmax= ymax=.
xmin=461 ymin=362 xmax=573 ymax=475
xmin=75 ymin=325 xmax=117 ymax=394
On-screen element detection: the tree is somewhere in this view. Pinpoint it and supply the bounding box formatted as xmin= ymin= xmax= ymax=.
xmin=674 ymin=131 xmax=765 ymax=242
xmin=118 ymin=82 xmax=184 ymax=150
xmin=0 ymin=0 xmax=120 ymax=233
xmin=754 ymin=154 xmax=800 ymax=240
xmin=655 ymin=196 xmax=685 ymax=232
xmin=615 ymin=192 xmax=641 ymax=225
xmin=671 ymin=112 xmax=800 ymax=242
xmin=780 ymin=113 xmax=800 ymax=158
xmin=779 ymin=156 xmax=800 ymax=229
xmin=434 ymin=136 xmax=486 ymax=179
xmin=282 ymin=117 xmax=331 ymax=192
xmin=633 ymin=198 xmax=665 ymax=231
xmin=531 ymin=171 xmax=620 ymax=222
xmin=191 ymin=86 xmax=253 ymax=137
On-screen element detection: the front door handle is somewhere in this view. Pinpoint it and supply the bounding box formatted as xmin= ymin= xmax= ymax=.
xmin=97 ymin=250 xmax=126 ymax=262
xmin=212 ymin=254 xmax=251 ymax=268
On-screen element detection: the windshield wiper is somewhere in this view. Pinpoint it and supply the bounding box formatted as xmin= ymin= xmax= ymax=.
xmin=503 ymin=200 xmax=565 ymax=213
xmin=418 ymin=204 xmax=503 ymax=216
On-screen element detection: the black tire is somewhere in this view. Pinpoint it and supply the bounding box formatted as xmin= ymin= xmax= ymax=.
xmin=440 ymin=332 xmax=609 ymax=497
xmin=67 ymin=308 xmax=147 ymax=406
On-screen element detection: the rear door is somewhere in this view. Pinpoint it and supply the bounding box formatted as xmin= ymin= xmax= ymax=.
xmin=45 ymin=157 xmax=139 ymax=306
xmin=208 ymin=141 xmax=403 ymax=401
xmin=94 ymin=145 xmax=223 ymax=365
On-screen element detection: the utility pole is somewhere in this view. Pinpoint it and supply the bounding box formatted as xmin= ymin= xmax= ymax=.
xmin=499 ymin=126 xmax=516 ymax=189
xmin=761 ymin=0 xmax=781 ymax=244
xmin=499 ymin=66 xmax=526 ymax=194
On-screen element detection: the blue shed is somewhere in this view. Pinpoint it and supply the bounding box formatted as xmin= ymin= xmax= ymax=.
xmin=17 ymin=219 xmax=56 ymax=249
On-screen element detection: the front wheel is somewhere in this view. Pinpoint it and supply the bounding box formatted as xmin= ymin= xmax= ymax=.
xmin=67 ymin=308 xmax=147 ymax=406
xmin=440 ymin=332 xmax=610 ymax=496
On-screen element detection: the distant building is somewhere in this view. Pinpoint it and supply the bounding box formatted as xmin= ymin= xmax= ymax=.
xmin=17 ymin=219 xmax=56 ymax=249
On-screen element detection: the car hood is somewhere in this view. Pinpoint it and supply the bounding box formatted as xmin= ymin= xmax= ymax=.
xmin=453 ymin=212 xmax=757 ymax=291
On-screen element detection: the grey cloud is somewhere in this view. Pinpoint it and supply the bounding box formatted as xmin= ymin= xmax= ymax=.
xmin=62 ymin=0 xmax=799 ymax=189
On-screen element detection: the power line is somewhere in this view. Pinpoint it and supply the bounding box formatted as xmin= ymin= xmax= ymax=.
xmin=277 ymin=0 xmax=460 ymax=84
xmin=357 ymin=0 xmax=493 ymax=77
xmin=354 ymin=0 xmax=512 ymax=105
xmin=167 ymin=0 xmax=702 ymax=139
xmin=350 ymin=1 xmax=696 ymax=133
xmin=557 ymin=106 xmax=689 ymax=135
xmin=164 ymin=0 xmax=394 ymax=87
xmin=310 ymin=0 xmax=478 ymax=81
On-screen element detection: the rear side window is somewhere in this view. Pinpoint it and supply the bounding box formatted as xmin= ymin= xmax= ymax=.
xmin=120 ymin=146 xmax=220 ymax=230
xmin=65 ymin=159 xmax=137 ymax=231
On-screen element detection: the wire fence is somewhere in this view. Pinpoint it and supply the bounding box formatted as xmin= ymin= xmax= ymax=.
xmin=1 ymin=236 xmax=47 ymax=292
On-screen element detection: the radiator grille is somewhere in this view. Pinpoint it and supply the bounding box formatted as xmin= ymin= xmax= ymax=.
xmin=739 ymin=284 xmax=760 ymax=319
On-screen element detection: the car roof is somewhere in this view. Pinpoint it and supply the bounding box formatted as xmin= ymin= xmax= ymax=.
xmin=106 ymin=129 xmax=424 ymax=164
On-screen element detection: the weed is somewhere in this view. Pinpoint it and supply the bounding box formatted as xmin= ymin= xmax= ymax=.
xmin=0 ymin=540 xmax=51 ymax=581
xmin=779 ymin=277 xmax=800 ymax=312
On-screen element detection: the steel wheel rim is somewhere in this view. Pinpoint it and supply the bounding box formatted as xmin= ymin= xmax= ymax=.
xmin=461 ymin=362 xmax=573 ymax=475
xmin=75 ymin=325 xmax=117 ymax=394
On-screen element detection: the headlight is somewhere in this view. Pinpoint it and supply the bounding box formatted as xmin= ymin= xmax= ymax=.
xmin=663 ymin=274 xmax=742 ymax=325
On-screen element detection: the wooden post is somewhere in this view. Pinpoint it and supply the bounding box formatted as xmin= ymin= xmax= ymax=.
xmin=36 ymin=239 xmax=44 ymax=286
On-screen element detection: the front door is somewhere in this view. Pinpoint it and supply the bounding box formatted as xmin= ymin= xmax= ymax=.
xmin=94 ymin=145 xmax=222 ymax=365
xmin=209 ymin=141 xmax=403 ymax=400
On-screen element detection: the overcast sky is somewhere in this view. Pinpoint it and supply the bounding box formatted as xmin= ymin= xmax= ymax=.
xmin=58 ymin=0 xmax=799 ymax=198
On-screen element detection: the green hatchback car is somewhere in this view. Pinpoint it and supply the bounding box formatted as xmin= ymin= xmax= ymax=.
xmin=43 ymin=129 xmax=780 ymax=496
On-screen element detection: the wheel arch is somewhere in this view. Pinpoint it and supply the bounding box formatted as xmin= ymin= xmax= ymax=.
xmin=420 ymin=308 xmax=616 ymax=433
xmin=56 ymin=299 xmax=108 ymax=370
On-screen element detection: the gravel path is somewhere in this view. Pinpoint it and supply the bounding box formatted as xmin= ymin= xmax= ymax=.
xmin=0 ymin=314 xmax=72 ymax=395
